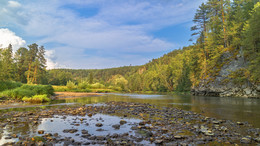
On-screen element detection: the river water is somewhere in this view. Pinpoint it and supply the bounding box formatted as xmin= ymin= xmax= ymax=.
xmin=1 ymin=93 xmax=260 ymax=145
xmin=2 ymin=93 xmax=259 ymax=128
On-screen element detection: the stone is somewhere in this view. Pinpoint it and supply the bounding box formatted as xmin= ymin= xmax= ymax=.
xmin=120 ymin=120 xmax=127 ymax=125
xmin=154 ymin=139 xmax=163 ymax=144
xmin=38 ymin=130 xmax=45 ymax=134
xmin=112 ymin=124 xmax=120 ymax=129
xmin=174 ymin=135 xmax=183 ymax=139
xmin=244 ymin=88 xmax=252 ymax=95
xmin=95 ymin=123 xmax=103 ymax=127
xmin=241 ymin=136 xmax=251 ymax=144
xmin=87 ymin=113 xmax=92 ymax=117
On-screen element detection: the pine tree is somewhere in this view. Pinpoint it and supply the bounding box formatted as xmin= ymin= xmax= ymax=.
xmin=1 ymin=44 xmax=14 ymax=80
xmin=243 ymin=2 xmax=260 ymax=83
xmin=26 ymin=43 xmax=38 ymax=84
xmin=14 ymin=47 xmax=29 ymax=83
xmin=191 ymin=2 xmax=210 ymax=53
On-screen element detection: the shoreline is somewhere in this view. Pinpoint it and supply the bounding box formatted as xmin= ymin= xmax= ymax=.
xmin=54 ymin=92 xmax=102 ymax=99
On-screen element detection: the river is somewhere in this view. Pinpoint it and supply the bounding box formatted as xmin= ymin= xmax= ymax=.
xmin=1 ymin=93 xmax=260 ymax=128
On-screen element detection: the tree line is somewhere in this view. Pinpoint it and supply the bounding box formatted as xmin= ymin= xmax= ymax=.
xmin=1 ymin=0 xmax=259 ymax=93
xmin=0 ymin=43 xmax=47 ymax=84
xmin=47 ymin=0 xmax=259 ymax=92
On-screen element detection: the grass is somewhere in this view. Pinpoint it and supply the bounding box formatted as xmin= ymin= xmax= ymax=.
xmin=22 ymin=94 xmax=51 ymax=103
xmin=0 ymin=81 xmax=54 ymax=101
xmin=0 ymin=88 xmax=36 ymax=99
xmin=53 ymin=85 xmax=116 ymax=93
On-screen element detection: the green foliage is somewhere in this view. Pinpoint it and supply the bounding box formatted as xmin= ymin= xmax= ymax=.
xmin=22 ymin=94 xmax=51 ymax=103
xmin=0 ymin=88 xmax=35 ymax=99
xmin=0 ymin=81 xmax=22 ymax=92
xmin=0 ymin=43 xmax=47 ymax=84
xmin=20 ymin=84 xmax=54 ymax=96
xmin=7 ymin=0 xmax=256 ymax=94
xmin=78 ymin=81 xmax=89 ymax=89
xmin=90 ymin=83 xmax=105 ymax=89
xmin=66 ymin=80 xmax=76 ymax=89
xmin=228 ymin=68 xmax=250 ymax=85
xmin=0 ymin=83 xmax=54 ymax=100
xmin=243 ymin=2 xmax=260 ymax=83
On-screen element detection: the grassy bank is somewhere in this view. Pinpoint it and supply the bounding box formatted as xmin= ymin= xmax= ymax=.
xmin=52 ymin=85 xmax=120 ymax=93
xmin=0 ymin=81 xmax=54 ymax=103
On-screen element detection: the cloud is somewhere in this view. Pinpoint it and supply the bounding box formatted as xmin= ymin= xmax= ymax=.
xmin=0 ymin=28 xmax=26 ymax=51
xmin=0 ymin=0 xmax=205 ymax=69
xmin=8 ymin=1 xmax=21 ymax=8
xmin=45 ymin=50 xmax=60 ymax=69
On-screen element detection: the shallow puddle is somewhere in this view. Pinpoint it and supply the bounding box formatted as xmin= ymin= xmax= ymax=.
xmin=0 ymin=113 xmax=154 ymax=145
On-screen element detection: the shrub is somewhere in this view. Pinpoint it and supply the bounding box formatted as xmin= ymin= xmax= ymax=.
xmin=0 ymin=81 xmax=22 ymax=92
xmin=90 ymin=83 xmax=105 ymax=89
xmin=21 ymin=84 xmax=54 ymax=96
xmin=0 ymin=88 xmax=36 ymax=99
xmin=53 ymin=86 xmax=68 ymax=92
xmin=22 ymin=94 xmax=51 ymax=103
xmin=78 ymin=81 xmax=89 ymax=89
xmin=66 ymin=80 xmax=76 ymax=89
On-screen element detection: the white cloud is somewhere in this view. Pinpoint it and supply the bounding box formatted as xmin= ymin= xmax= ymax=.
xmin=0 ymin=0 xmax=205 ymax=69
xmin=45 ymin=50 xmax=60 ymax=69
xmin=8 ymin=1 xmax=21 ymax=8
xmin=0 ymin=28 xmax=26 ymax=51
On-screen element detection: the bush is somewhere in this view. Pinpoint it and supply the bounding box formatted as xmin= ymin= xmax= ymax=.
xmin=53 ymin=86 xmax=68 ymax=92
xmin=0 ymin=88 xmax=36 ymax=99
xmin=21 ymin=84 xmax=54 ymax=96
xmin=66 ymin=80 xmax=76 ymax=89
xmin=90 ymin=83 xmax=105 ymax=89
xmin=78 ymin=81 xmax=89 ymax=89
xmin=22 ymin=94 xmax=51 ymax=103
xmin=0 ymin=81 xmax=22 ymax=92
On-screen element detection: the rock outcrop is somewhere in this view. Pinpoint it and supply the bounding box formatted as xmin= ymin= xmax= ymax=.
xmin=192 ymin=51 xmax=260 ymax=98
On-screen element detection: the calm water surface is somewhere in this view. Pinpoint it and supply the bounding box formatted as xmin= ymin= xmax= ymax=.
xmin=1 ymin=93 xmax=260 ymax=128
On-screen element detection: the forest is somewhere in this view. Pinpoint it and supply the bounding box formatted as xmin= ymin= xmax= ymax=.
xmin=0 ymin=0 xmax=259 ymax=93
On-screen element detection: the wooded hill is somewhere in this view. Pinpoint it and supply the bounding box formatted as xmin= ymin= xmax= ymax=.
xmin=1 ymin=0 xmax=259 ymax=96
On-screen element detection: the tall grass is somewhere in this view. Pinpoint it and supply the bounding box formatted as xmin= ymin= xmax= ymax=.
xmin=0 ymin=82 xmax=54 ymax=101
xmin=0 ymin=88 xmax=36 ymax=99
xmin=22 ymin=94 xmax=51 ymax=103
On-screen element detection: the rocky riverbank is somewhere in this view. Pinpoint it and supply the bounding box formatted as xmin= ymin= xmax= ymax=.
xmin=1 ymin=101 xmax=260 ymax=145
xmin=192 ymin=51 xmax=260 ymax=98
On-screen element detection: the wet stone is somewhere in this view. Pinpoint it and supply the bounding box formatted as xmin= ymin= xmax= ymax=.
xmin=112 ymin=124 xmax=120 ymax=129
xmin=120 ymin=120 xmax=127 ymax=125
xmin=96 ymin=128 xmax=105 ymax=131
xmin=154 ymin=139 xmax=163 ymax=144
xmin=95 ymin=123 xmax=103 ymax=127
xmin=38 ymin=130 xmax=45 ymax=134
xmin=81 ymin=130 xmax=88 ymax=134
xmin=174 ymin=135 xmax=184 ymax=139
xmin=241 ymin=136 xmax=251 ymax=144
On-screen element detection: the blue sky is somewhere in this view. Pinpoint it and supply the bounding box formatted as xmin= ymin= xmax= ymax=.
xmin=0 ymin=0 xmax=205 ymax=69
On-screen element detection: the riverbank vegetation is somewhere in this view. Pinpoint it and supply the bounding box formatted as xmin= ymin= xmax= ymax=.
xmin=0 ymin=81 xmax=54 ymax=103
xmin=0 ymin=0 xmax=259 ymax=97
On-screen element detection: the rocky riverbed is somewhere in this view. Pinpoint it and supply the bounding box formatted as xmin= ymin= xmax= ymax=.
xmin=1 ymin=101 xmax=260 ymax=145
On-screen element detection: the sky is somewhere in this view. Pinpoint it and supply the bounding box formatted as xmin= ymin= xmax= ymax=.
xmin=0 ymin=0 xmax=205 ymax=69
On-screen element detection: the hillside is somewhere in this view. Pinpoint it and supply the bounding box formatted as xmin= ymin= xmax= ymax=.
xmin=1 ymin=0 xmax=259 ymax=98
xmin=47 ymin=1 xmax=260 ymax=97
